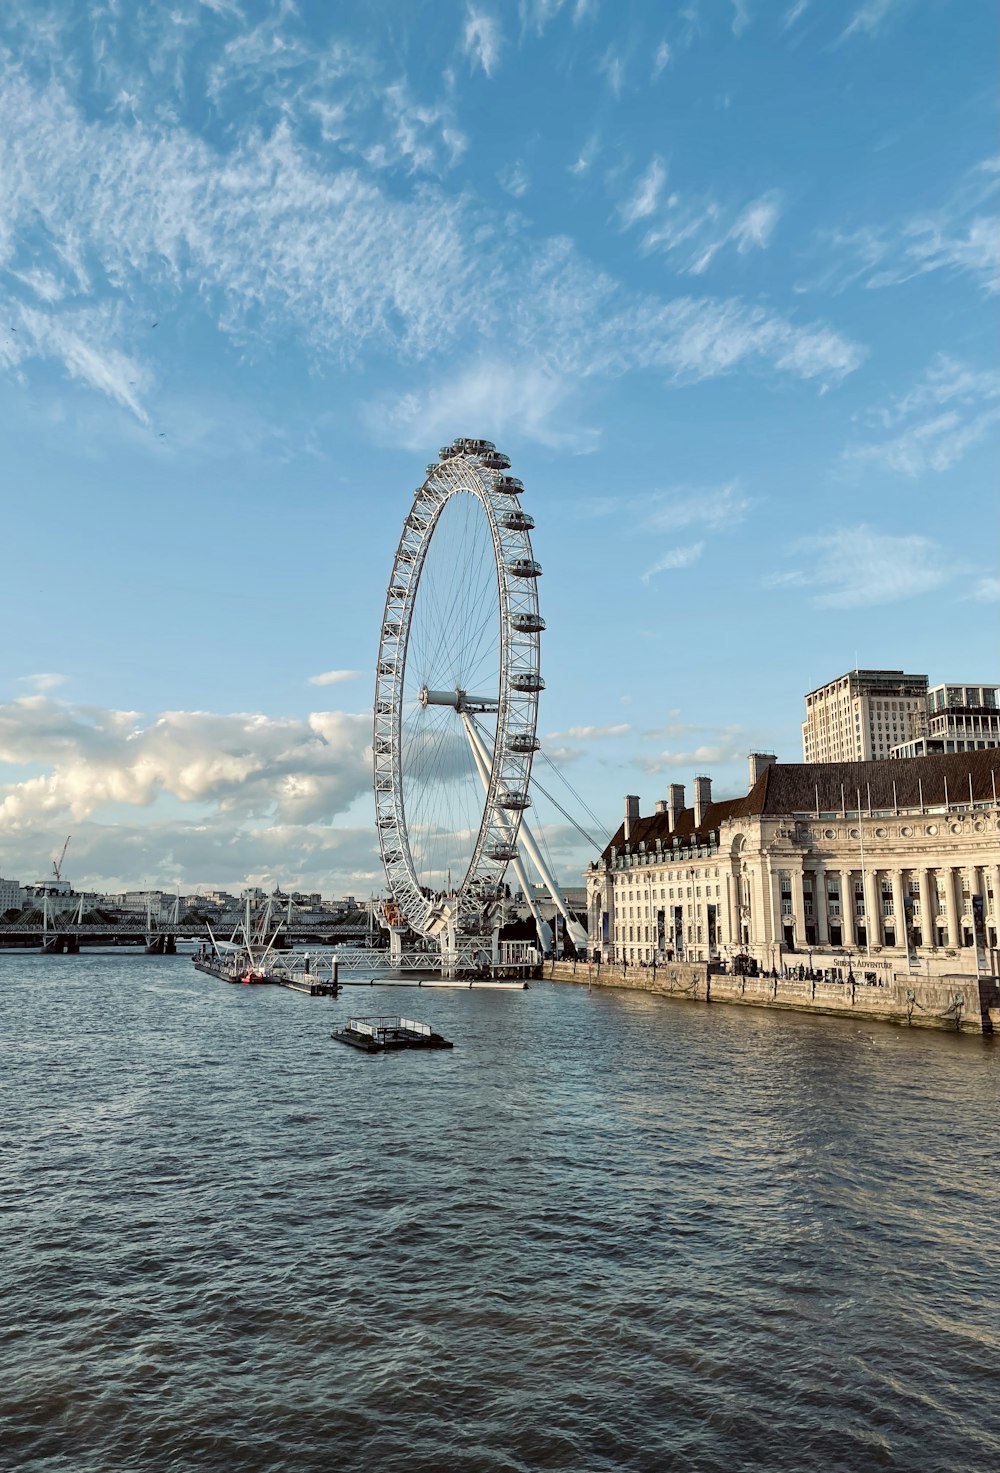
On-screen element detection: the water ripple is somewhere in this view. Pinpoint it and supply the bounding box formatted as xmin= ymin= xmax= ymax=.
xmin=2 ymin=953 xmax=998 ymax=1472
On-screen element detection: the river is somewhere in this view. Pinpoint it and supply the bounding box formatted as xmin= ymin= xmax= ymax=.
xmin=2 ymin=951 xmax=997 ymax=1472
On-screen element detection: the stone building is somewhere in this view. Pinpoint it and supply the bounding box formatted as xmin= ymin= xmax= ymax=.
xmin=586 ymin=750 xmax=999 ymax=975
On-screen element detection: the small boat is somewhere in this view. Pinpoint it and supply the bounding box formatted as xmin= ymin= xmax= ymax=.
xmin=331 ymin=1016 xmax=454 ymax=1053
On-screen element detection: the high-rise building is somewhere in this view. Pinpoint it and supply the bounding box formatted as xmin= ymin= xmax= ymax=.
xmin=801 ymin=669 xmax=929 ymax=762
xmin=892 ymin=682 xmax=1000 ymax=757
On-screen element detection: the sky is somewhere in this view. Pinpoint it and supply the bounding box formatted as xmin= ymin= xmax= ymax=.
xmin=0 ymin=0 xmax=997 ymax=899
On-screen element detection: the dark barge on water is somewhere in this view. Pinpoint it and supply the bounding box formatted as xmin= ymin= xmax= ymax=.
xmin=332 ymin=1016 xmax=454 ymax=1053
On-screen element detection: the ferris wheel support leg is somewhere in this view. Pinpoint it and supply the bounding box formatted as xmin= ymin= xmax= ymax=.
xmin=461 ymin=716 xmax=585 ymax=952
xmin=507 ymin=818 xmax=588 ymax=951
xmin=460 ymin=714 xmax=552 ymax=954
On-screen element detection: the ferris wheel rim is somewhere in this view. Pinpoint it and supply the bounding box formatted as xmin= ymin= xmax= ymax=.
xmin=373 ymin=443 xmax=543 ymax=939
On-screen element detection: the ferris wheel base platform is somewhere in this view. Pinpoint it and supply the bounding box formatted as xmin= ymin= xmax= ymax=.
xmin=341 ymin=977 xmax=528 ymax=990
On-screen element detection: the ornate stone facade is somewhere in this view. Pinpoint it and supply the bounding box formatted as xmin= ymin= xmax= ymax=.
xmin=586 ymin=751 xmax=1000 ymax=977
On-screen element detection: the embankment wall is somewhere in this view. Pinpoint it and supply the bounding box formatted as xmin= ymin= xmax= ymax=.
xmin=545 ymin=959 xmax=1000 ymax=1035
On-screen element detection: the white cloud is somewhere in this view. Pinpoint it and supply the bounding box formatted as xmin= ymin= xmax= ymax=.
xmin=783 ymin=1 xmax=810 ymax=27
xmin=637 ymin=742 xmax=745 ymax=774
xmin=763 ymin=524 xmax=957 ymax=609
xmin=731 ymin=1 xmax=753 ymax=36
xmin=729 ymin=193 xmax=782 ymax=253
xmin=598 ymin=48 xmax=625 ymax=97
xmin=621 ymin=158 xmax=668 ymax=229
xmin=0 ymin=696 xmax=372 ymax=829
xmin=545 ymin=723 xmax=631 ymax=741
xmin=0 ymin=48 xmax=860 ymax=430
xmin=816 ymin=160 xmax=999 ymax=297
xmin=965 ymin=576 xmax=1000 ymax=604
xmin=840 ymin=0 xmax=904 ymax=42
xmin=643 ymin=481 xmax=752 ymax=533
xmin=366 ymin=359 xmax=600 ymax=452
xmin=308 ymin=670 xmax=362 ymax=687
xmin=5 ymin=814 xmax=383 ymax=897
xmin=651 ymin=41 xmax=671 ymax=78
xmin=463 ymin=9 xmax=503 ymax=77
xmin=639 ymin=188 xmax=783 ymax=276
xmin=569 ymin=131 xmax=600 ymax=177
xmin=846 ymin=354 xmax=998 ymax=476
xmin=17 ymin=673 xmax=67 ymax=693
xmin=641 ymin=542 xmax=705 ymax=582
xmin=498 ymin=160 xmax=530 ymax=197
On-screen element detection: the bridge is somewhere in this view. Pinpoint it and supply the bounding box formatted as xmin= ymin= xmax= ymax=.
xmin=0 ymin=920 xmax=376 ymax=954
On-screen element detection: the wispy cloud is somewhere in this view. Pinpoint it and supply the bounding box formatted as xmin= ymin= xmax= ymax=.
xmin=464 ymin=8 xmax=503 ymax=77
xmin=0 ymin=42 xmax=859 ymax=429
xmin=965 ymin=576 xmax=1000 ymax=604
xmin=498 ymin=159 xmax=530 ymax=197
xmin=840 ymin=0 xmax=906 ymax=43
xmin=763 ymin=524 xmax=957 ymax=608
xmin=598 ymin=48 xmax=626 ymax=97
xmin=812 ymin=160 xmax=1000 ymax=297
xmin=308 ymin=670 xmax=362 ymax=687
xmin=582 ymin=481 xmax=752 ymax=583
xmin=731 ymin=1 xmax=753 ymax=36
xmin=845 ymin=355 xmax=998 ymax=476
xmin=645 ymin=482 xmax=752 ymax=533
xmin=17 ymin=673 xmax=67 ymax=693
xmin=568 ymin=130 xmax=601 ymax=177
xmin=641 ymin=542 xmax=705 ymax=582
xmin=545 ymin=723 xmax=631 ymax=741
xmin=582 ymin=481 xmax=752 ymax=532
xmin=366 ymin=359 xmax=600 ymax=452
xmin=631 ymin=181 xmax=784 ymax=276
xmin=637 ymin=741 xmax=745 ymax=774
xmin=620 ymin=157 xmax=668 ymax=228
xmin=651 ymin=41 xmax=671 ymax=78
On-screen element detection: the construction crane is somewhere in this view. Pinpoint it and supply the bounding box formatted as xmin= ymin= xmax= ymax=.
xmin=52 ymin=835 xmax=71 ymax=883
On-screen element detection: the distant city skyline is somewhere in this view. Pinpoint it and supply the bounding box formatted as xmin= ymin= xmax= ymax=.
xmin=0 ymin=1 xmax=997 ymax=896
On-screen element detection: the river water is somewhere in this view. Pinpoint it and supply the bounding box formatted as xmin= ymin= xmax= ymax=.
xmin=2 ymin=951 xmax=998 ymax=1473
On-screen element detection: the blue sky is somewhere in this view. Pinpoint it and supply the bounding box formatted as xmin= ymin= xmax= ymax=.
xmin=0 ymin=0 xmax=996 ymax=896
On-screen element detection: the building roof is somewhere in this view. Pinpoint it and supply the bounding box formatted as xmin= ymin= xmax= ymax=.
xmin=601 ymin=751 xmax=999 ymax=860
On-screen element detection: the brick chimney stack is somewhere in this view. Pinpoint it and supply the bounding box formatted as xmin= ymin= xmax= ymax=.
xmin=667 ymin=783 xmax=685 ymax=832
xmin=693 ymin=775 xmax=712 ymax=829
xmin=624 ymin=794 xmax=640 ymax=842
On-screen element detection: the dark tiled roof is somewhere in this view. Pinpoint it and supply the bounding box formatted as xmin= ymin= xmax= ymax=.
xmin=601 ymin=750 xmax=1000 ymax=860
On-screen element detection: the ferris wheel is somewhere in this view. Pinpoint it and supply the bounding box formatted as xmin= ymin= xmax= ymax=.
xmin=373 ymin=438 xmax=546 ymax=943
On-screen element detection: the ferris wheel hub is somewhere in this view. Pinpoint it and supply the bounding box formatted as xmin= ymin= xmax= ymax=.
xmin=419 ymin=686 xmax=500 ymax=713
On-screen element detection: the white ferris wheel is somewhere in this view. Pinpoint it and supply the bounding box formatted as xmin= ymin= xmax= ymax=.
xmin=373 ymin=438 xmax=585 ymax=959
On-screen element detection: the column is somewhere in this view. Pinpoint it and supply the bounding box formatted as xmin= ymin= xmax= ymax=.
xmin=863 ymin=866 xmax=880 ymax=948
xmin=791 ymin=867 xmax=806 ymax=949
xmin=763 ymin=859 xmax=781 ymax=945
xmin=839 ymin=869 xmax=855 ymax=947
xmin=813 ymin=863 xmax=829 ymax=944
xmin=946 ymin=868 xmax=962 ymax=947
xmin=890 ymin=868 xmax=906 ymax=952
xmin=918 ymin=868 xmax=936 ymax=949
xmin=964 ymin=865 xmax=980 ymax=948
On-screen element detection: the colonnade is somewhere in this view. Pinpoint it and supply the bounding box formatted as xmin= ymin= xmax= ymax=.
xmin=772 ymin=860 xmax=1000 ymax=952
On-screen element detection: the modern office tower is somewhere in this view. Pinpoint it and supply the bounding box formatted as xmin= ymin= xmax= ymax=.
xmin=802 ymin=670 xmax=929 ymax=762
